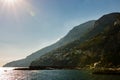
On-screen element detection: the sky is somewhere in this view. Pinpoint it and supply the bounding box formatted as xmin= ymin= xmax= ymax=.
xmin=0 ymin=0 xmax=120 ymax=66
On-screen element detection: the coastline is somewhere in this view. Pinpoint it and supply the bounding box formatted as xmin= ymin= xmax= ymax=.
xmin=92 ymin=68 xmax=120 ymax=75
xmin=14 ymin=66 xmax=81 ymax=70
xmin=13 ymin=66 xmax=120 ymax=75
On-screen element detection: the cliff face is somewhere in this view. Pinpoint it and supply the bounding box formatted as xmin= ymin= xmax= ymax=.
xmin=4 ymin=20 xmax=95 ymax=67
xmin=30 ymin=13 xmax=120 ymax=68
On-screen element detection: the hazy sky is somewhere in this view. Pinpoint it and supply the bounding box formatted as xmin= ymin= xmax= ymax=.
xmin=0 ymin=0 xmax=120 ymax=66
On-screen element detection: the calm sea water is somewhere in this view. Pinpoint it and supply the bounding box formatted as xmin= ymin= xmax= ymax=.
xmin=0 ymin=67 xmax=120 ymax=80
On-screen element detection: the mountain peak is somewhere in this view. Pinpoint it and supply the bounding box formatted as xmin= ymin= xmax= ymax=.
xmin=96 ymin=12 xmax=120 ymax=24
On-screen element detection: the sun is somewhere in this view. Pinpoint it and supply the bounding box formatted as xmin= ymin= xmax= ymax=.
xmin=0 ymin=0 xmax=36 ymax=17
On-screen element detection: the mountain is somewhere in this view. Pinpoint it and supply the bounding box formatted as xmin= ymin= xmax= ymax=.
xmin=30 ymin=12 xmax=120 ymax=68
xmin=79 ymin=12 xmax=120 ymax=67
xmin=4 ymin=20 xmax=95 ymax=67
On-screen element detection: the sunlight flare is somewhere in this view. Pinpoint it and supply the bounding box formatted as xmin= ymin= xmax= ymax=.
xmin=5 ymin=0 xmax=16 ymax=4
xmin=0 ymin=0 xmax=36 ymax=17
xmin=0 ymin=0 xmax=18 ymax=5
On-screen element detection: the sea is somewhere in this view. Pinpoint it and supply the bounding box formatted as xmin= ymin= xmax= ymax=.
xmin=0 ymin=67 xmax=120 ymax=80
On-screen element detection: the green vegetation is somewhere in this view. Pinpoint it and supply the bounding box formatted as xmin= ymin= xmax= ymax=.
xmin=30 ymin=13 xmax=120 ymax=69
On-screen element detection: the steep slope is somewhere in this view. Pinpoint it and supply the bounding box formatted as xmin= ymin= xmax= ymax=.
xmin=79 ymin=12 xmax=120 ymax=67
xmin=30 ymin=12 xmax=120 ymax=68
xmin=4 ymin=20 xmax=95 ymax=67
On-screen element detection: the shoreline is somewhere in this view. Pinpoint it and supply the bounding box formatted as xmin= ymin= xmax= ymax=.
xmin=92 ymin=68 xmax=120 ymax=75
xmin=14 ymin=66 xmax=81 ymax=70
xmin=13 ymin=67 xmax=120 ymax=75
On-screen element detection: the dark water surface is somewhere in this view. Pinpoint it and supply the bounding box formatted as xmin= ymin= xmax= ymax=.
xmin=0 ymin=67 xmax=120 ymax=80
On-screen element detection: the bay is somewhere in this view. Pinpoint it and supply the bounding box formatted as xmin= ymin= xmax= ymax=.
xmin=0 ymin=67 xmax=120 ymax=80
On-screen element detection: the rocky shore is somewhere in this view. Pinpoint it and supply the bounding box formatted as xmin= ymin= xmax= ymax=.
xmin=92 ymin=68 xmax=120 ymax=75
